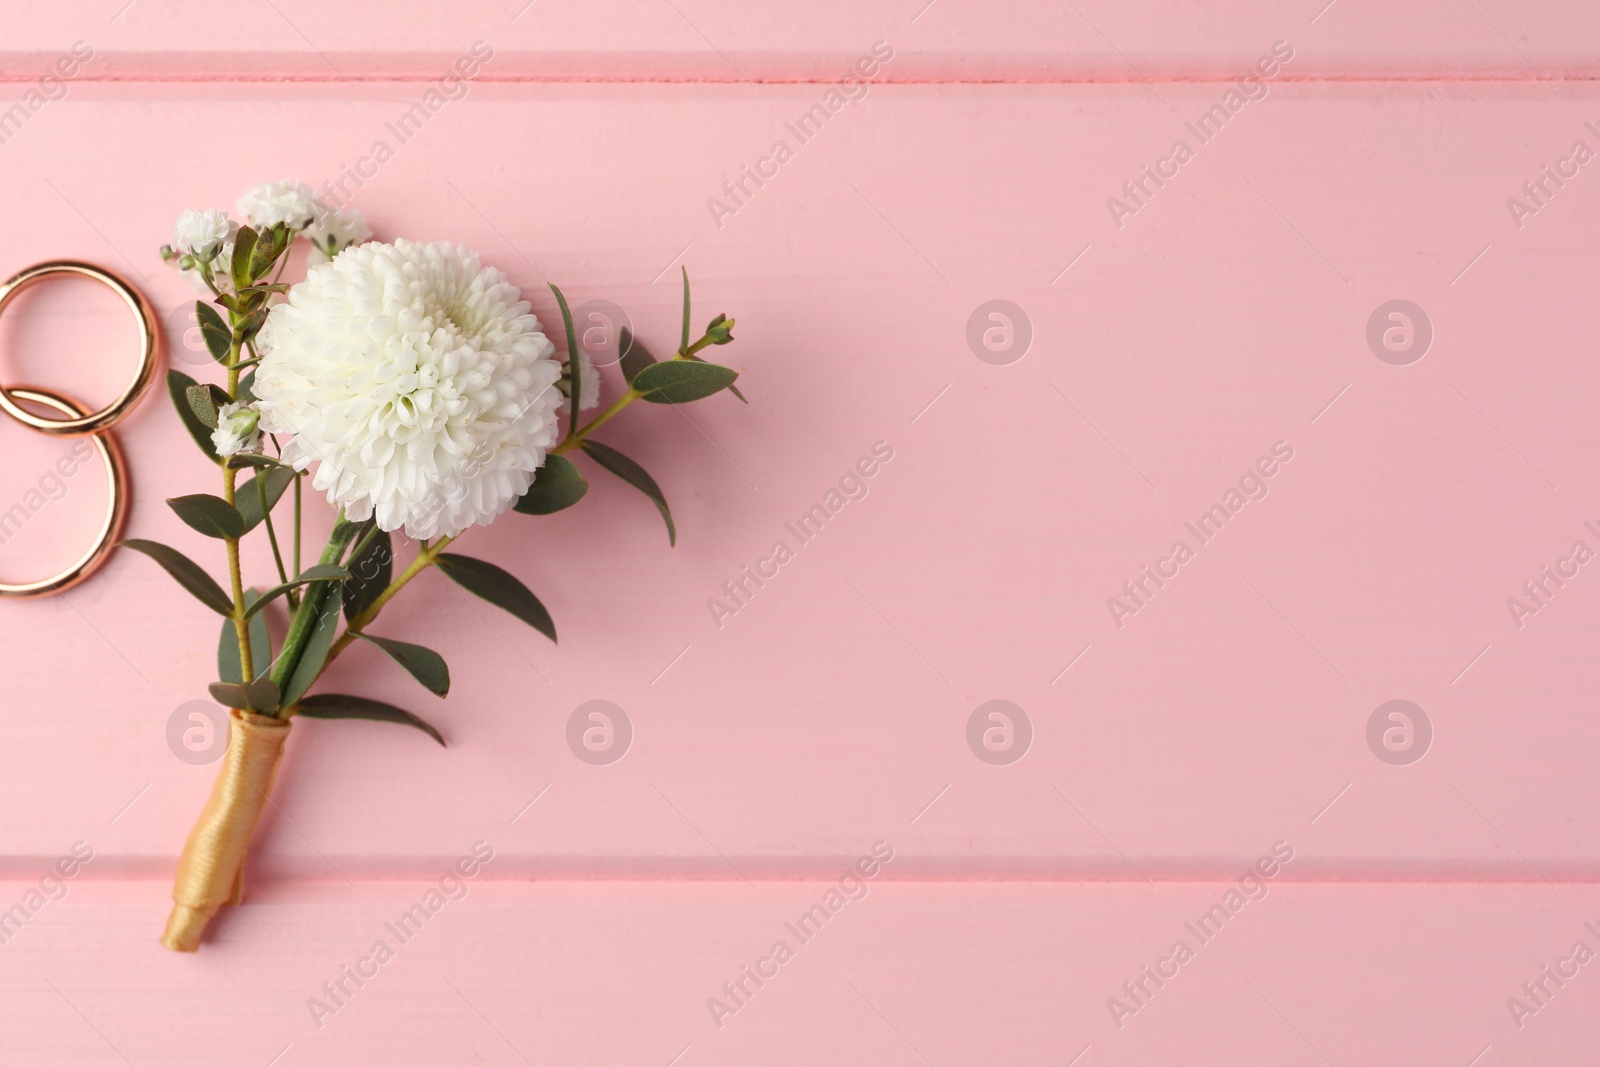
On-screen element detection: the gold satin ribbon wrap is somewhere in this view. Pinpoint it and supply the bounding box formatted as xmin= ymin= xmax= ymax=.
xmin=160 ymin=709 xmax=291 ymax=952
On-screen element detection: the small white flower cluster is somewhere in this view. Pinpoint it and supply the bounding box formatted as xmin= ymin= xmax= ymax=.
xmin=211 ymin=402 xmax=261 ymax=459
xmin=166 ymin=181 xmax=372 ymax=292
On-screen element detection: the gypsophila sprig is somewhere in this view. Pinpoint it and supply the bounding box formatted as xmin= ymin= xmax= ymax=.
xmin=134 ymin=181 xmax=745 ymax=953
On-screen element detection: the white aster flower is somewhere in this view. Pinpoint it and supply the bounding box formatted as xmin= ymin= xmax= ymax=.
xmin=211 ymin=403 xmax=260 ymax=458
xmin=237 ymin=180 xmax=321 ymax=230
xmin=172 ymin=209 xmax=232 ymax=261
xmin=252 ymin=239 xmax=564 ymax=540
xmin=561 ymin=346 xmax=601 ymax=412
xmin=305 ymin=205 xmax=372 ymax=264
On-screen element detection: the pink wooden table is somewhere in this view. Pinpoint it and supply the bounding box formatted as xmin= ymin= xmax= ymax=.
xmin=1 ymin=1 xmax=1598 ymax=1063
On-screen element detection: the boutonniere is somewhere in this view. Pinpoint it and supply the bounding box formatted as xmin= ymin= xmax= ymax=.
xmin=143 ymin=181 xmax=742 ymax=951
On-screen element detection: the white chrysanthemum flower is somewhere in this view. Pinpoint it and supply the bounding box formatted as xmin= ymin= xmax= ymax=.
xmin=561 ymin=347 xmax=601 ymax=412
xmin=237 ymin=180 xmax=320 ymax=230
xmin=172 ymin=209 xmax=231 ymax=260
xmin=211 ymin=403 xmax=260 ymax=458
xmin=252 ymin=240 xmax=564 ymax=539
xmin=305 ymin=205 xmax=372 ymax=264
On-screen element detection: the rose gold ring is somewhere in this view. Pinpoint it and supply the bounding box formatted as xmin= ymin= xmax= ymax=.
xmin=0 ymin=261 xmax=160 ymax=436
xmin=0 ymin=386 xmax=130 ymax=598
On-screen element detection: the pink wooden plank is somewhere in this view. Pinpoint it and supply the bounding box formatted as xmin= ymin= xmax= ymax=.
xmin=0 ymin=79 xmax=1595 ymax=881
xmin=0 ymin=878 xmax=1596 ymax=1065
xmin=0 ymin=1 xmax=1598 ymax=82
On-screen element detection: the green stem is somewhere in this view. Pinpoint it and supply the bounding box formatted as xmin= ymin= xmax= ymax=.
xmin=554 ymin=388 xmax=637 ymax=454
xmin=292 ymin=475 xmax=303 ymax=583
xmin=258 ymin=476 xmax=293 ymax=606
xmin=267 ymin=513 xmax=349 ymax=706
xmin=222 ymin=337 xmax=251 ymax=680
xmin=321 ymin=535 xmax=453 ymax=672
xmin=552 ymin=329 xmax=722 ymax=456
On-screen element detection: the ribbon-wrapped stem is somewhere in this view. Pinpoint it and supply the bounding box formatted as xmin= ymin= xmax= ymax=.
xmin=160 ymin=709 xmax=291 ymax=952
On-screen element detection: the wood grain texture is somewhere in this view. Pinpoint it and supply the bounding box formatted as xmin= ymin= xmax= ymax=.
xmin=3 ymin=878 xmax=1598 ymax=1065
xmin=2 ymin=80 xmax=1598 ymax=879
xmin=2 ymin=0 xmax=1600 ymax=81
xmin=0 ymin=2 xmax=1596 ymax=1061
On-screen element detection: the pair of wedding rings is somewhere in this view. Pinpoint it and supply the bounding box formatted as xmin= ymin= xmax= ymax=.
xmin=0 ymin=261 xmax=160 ymax=597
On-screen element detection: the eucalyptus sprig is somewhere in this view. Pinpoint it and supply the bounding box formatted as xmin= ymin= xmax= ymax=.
xmin=135 ymin=228 xmax=741 ymax=745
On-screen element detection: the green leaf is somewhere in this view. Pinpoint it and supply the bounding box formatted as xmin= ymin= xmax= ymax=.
xmin=342 ymin=527 xmax=392 ymax=621
xmin=513 ymin=454 xmax=588 ymax=515
xmin=680 ymin=266 xmax=691 ymax=354
xmin=330 ymin=516 xmax=371 ymax=552
xmin=167 ymin=493 xmax=244 ymax=540
xmin=249 ymin=223 xmax=288 ymax=280
xmin=167 ymin=369 xmax=220 ymax=463
xmin=120 ymin=538 xmax=234 ymax=615
xmin=633 ymin=359 xmax=739 ymax=404
xmin=295 ymin=693 xmax=446 ymax=747
xmin=236 ymin=370 xmax=257 ymax=404
xmin=618 ymin=327 xmax=658 ymax=385
xmin=236 ymin=467 xmax=295 ymax=534
xmin=550 ymin=283 xmax=581 ymax=434
xmin=243 ymin=564 xmax=351 ymax=620
xmin=435 ymin=553 xmax=557 ymax=642
xmin=231 ymin=226 xmax=258 ymax=290
xmin=195 ymin=301 xmax=232 ymax=364
xmin=208 ymin=677 xmax=280 ymax=713
xmin=356 ymin=632 xmax=450 ymax=696
xmin=184 ymin=383 xmax=229 ymax=429
xmin=279 ymin=586 xmax=343 ymax=708
xmin=224 ymin=452 xmax=286 ymax=471
xmin=218 ymin=588 xmax=271 ymax=683
xmin=580 ymin=439 xmax=675 ymax=545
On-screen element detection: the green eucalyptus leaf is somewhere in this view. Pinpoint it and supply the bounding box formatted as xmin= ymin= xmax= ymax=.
xmin=218 ymin=588 xmax=271 ymax=683
xmin=550 ymin=283 xmax=581 ymax=433
xmin=231 ymin=226 xmax=258 ymax=289
xmin=513 ymin=455 xmax=588 ymax=515
xmin=579 ymin=439 xmax=675 ymax=546
xmin=236 ymin=467 xmax=294 ymax=534
xmin=617 ymin=327 xmax=658 ymax=385
xmin=243 ymin=564 xmax=351 ymax=620
xmin=356 ymin=632 xmax=450 ymax=696
xmin=224 ymin=452 xmax=285 ymax=471
xmin=183 ymin=383 xmax=229 ymax=429
xmin=208 ymin=677 xmax=279 ymax=713
xmin=342 ymin=527 xmax=392 ymax=621
xmin=278 ymin=586 xmax=343 ymax=708
xmin=120 ymin=538 xmax=233 ymax=615
xmin=167 ymin=369 xmax=220 ymax=463
xmin=195 ymin=302 xmax=232 ymax=364
xmin=167 ymin=493 xmax=244 ymax=540
xmin=249 ymin=223 xmax=287 ymax=280
xmin=435 ymin=553 xmax=556 ymax=642
xmin=330 ymin=516 xmax=371 ymax=552
xmin=633 ymin=359 xmax=738 ymax=404
xmin=295 ymin=693 xmax=446 ymax=746
xmin=680 ymin=266 xmax=691 ymax=354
